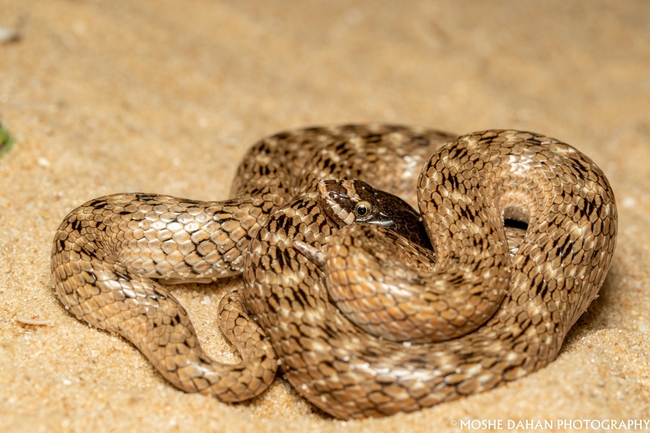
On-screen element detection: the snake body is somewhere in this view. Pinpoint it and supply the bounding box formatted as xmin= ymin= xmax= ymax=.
xmin=51 ymin=125 xmax=617 ymax=419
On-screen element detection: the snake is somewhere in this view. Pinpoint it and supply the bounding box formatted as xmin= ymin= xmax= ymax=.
xmin=51 ymin=125 xmax=618 ymax=419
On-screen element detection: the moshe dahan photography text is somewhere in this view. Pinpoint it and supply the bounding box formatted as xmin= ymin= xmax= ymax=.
xmin=459 ymin=419 xmax=649 ymax=430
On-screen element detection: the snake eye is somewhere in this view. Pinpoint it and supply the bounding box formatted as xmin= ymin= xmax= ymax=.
xmin=353 ymin=201 xmax=372 ymax=219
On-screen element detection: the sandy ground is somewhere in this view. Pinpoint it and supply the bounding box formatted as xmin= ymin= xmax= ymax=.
xmin=1 ymin=1 xmax=649 ymax=432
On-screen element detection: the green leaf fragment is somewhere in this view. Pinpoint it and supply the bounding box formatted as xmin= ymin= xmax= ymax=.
xmin=0 ymin=123 xmax=15 ymax=157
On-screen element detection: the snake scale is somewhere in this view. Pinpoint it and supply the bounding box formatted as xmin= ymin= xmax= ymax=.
xmin=51 ymin=125 xmax=617 ymax=419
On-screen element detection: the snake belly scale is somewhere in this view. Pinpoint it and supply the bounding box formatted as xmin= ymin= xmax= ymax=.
xmin=51 ymin=125 xmax=617 ymax=419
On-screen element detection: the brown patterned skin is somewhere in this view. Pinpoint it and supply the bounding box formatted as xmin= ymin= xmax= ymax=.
xmin=51 ymin=126 xmax=617 ymax=419
xmin=314 ymin=178 xmax=528 ymax=258
xmin=307 ymin=178 xmax=531 ymax=342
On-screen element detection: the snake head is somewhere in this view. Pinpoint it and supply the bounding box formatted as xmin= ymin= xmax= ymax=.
xmin=317 ymin=179 xmax=433 ymax=251
xmin=318 ymin=179 xmax=378 ymax=226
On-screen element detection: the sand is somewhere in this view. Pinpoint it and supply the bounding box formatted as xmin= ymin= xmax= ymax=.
xmin=1 ymin=1 xmax=649 ymax=432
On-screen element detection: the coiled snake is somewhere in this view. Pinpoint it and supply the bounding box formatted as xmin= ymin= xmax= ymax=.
xmin=51 ymin=125 xmax=617 ymax=419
